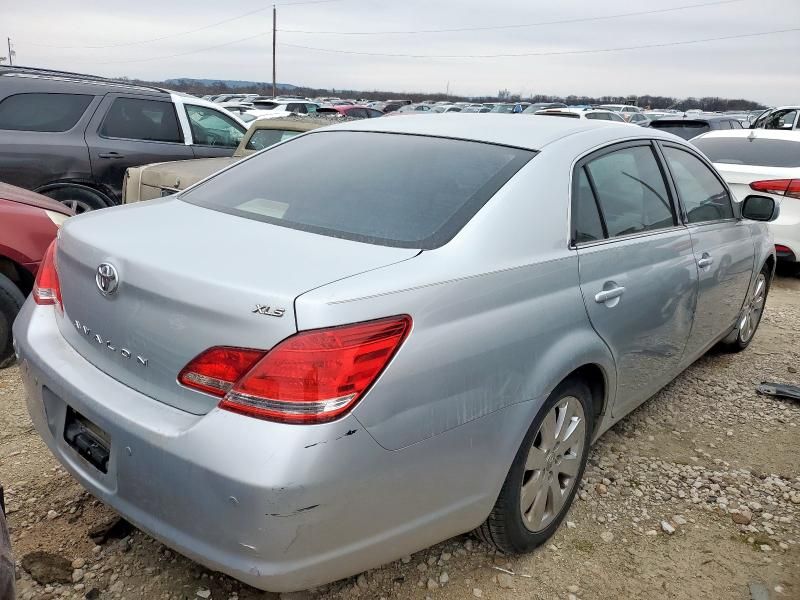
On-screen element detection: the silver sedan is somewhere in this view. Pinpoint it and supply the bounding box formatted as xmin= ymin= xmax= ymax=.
xmin=14 ymin=114 xmax=778 ymax=592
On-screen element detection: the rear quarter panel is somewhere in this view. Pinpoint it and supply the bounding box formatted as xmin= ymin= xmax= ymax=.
xmin=0 ymin=199 xmax=57 ymax=271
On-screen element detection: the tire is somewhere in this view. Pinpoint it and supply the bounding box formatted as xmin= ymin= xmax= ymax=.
xmin=0 ymin=273 xmax=25 ymax=369
xmin=722 ymin=264 xmax=771 ymax=353
xmin=476 ymin=378 xmax=593 ymax=553
xmin=40 ymin=185 xmax=111 ymax=214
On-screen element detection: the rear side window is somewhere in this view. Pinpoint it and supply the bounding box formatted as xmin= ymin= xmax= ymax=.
xmin=182 ymin=131 xmax=535 ymax=249
xmin=572 ymin=168 xmax=605 ymax=243
xmin=583 ymin=145 xmax=674 ymax=238
xmin=245 ymin=129 xmax=301 ymax=151
xmin=662 ymin=147 xmax=733 ymax=223
xmin=0 ymin=93 xmax=93 ymax=132
xmin=100 ymin=97 xmax=183 ymax=143
xmin=650 ymin=121 xmax=710 ymax=140
xmin=692 ymin=137 xmax=800 ymax=168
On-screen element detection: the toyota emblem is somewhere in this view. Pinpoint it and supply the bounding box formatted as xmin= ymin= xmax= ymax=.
xmin=96 ymin=263 xmax=119 ymax=296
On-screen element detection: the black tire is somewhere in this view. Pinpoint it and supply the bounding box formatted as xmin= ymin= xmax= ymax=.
xmin=40 ymin=185 xmax=112 ymax=213
xmin=722 ymin=264 xmax=771 ymax=353
xmin=476 ymin=378 xmax=593 ymax=553
xmin=0 ymin=273 xmax=25 ymax=369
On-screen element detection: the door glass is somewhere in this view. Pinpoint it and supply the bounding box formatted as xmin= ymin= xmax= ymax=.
xmin=572 ymin=167 xmax=605 ymax=243
xmin=245 ymin=129 xmax=301 ymax=151
xmin=0 ymin=93 xmax=93 ymax=132
xmin=184 ymin=104 xmax=245 ymax=148
xmin=663 ymin=147 xmax=734 ymax=223
xmin=100 ymin=97 xmax=183 ymax=143
xmin=585 ymin=146 xmax=674 ymax=237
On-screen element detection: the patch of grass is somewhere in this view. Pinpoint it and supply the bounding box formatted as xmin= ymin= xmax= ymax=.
xmin=572 ymin=539 xmax=595 ymax=553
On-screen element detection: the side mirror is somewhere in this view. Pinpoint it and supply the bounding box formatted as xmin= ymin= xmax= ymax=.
xmin=741 ymin=195 xmax=779 ymax=222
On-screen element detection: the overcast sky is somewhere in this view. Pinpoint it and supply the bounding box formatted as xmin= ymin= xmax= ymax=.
xmin=3 ymin=0 xmax=799 ymax=104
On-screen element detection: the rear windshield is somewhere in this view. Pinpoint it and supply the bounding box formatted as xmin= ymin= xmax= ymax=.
xmin=650 ymin=121 xmax=710 ymax=140
xmin=692 ymin=137 xmax=800 ymax=168
xmin=181 ymin=131 xmax=535 ymax=248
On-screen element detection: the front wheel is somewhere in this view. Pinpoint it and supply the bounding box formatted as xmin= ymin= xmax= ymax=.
xmin=476 ymin=378 xmax=593 ymax=553
xmin=723 ymin=265 xmax=770 ymax=352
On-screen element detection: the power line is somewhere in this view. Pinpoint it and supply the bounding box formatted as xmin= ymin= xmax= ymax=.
xmin=21 ymin=0 xmax=347 ymax=50
xmin=279 ymin=27 xmax=800 ymax=59
xmin=277 ymin=0 xmax=745 ymax=35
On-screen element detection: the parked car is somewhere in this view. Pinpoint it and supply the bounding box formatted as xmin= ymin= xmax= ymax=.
xmin=124 ymin=118 xmax=325 ymax=203
xmin=693 ymin=129 xmax=800 ymax=263
xmin=596 ymin=104 xmax=643 ymax=121
xmin=627 ymin=112 xmax=651 ymax=127
xmin=0 ymin=66 xmax=248 ymax=212
xmin=245 ymin=100 xmax=321 ymax=120
xmin=14 ymin=115 xmax=777 ymax=593
xmin=522 ymin=102 xmax=568 ymax=114
xmin=649 ymin=115 xmax=743 ymax=140
xmin=0 ymin=485 xmax=13 ymax=600
xmin=532 ymin=108 xmax=627 ymax=122
xmin=0 ymin=182 xmax=71 ymax=367
xmin=750 ymin=106 xmax=799 ymax=131
xmin=316 ymin=105 xmax=384 ymax=119
xmin=461 ymin=105 xmax=491 ymax=113
xmin=430 ymin=105 xmax=462 ymax=113
xmin=490 ymin=102 xmax=531 ymax=113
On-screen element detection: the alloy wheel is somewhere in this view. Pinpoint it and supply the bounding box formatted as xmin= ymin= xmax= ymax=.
xmin=520 ymin=396 xmax=586 ymax=532
xmin=739 ymin=273 xmax=767 ymax=344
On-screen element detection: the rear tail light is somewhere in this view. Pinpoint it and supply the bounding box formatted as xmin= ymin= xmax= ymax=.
xmin=750 ymin=179 xmax=800 ymax=199
xmin=180 ymin=315 xmax=412 ymax=424
xmin=33 ymin=239 xmax=62 ymax=311
xmin=776 ymin=244 xmax=793 ymax=255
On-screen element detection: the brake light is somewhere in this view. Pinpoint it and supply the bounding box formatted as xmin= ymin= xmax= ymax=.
xmin=33 ymin=239 xmax=62 ymax=311
xmin=750 ymin=179 xmax=800 ymax=199
xmin=180 ymin=315 xmax=412 ymax=424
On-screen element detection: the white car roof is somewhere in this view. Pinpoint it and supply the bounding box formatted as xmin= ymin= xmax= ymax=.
xmin=322 ymin=113 xmax=675 ymax=151
xmin=693 ymin=129 xmax=800 ymax=142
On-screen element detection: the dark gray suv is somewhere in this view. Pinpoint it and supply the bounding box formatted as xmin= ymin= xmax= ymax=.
xmin=0 ymin=66 xmax=247 ymax=212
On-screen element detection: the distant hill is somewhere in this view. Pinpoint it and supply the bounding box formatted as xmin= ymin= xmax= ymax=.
xmin=164 ymin=78 xmax=297 ymax=90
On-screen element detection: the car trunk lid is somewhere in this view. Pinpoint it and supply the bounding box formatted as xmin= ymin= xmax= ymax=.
xmin=55 ymin=199 xmax=419 ymax=414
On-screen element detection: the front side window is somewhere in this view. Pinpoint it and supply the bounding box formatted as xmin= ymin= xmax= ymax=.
xmin=584 ymin=145 xmax=674 ymax=238
xmin=184 ymin=104 xmax=245 ymax=148
xmin=0 ymin=93 xmax=93 ymax=132
xmin=757 ymin=108 xmax=798 ymax=130
xmin=245 ymin=129 xmax=301 ymax=151
xmin=182 ymin=131 xmax=535 ymax=249
xmin=100 ymin=97 xmax=183 ymax=143
xmin=662 ymin=146 xmax=734 ymax=223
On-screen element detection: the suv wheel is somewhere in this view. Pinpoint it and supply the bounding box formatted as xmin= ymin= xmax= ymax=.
xmin=476 ymin=378 xmax=593 ymax=553
xmin=0 ymin=273 xmax=25 ymax=369
xmin=40 ymin=185 xmax=111 ymax=213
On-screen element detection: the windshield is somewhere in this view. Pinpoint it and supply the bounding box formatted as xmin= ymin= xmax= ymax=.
xmin=650 ymin=121 xmax=711 ymax=140
xmin=182 ymin=131 xmax=535 ymax=249
xmin=692 ymin=137 xmax=800 ymax=168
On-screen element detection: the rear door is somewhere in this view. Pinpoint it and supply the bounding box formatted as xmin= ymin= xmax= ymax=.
xmin=659 ymin=143 xmax=754 ymax=358
xmin=85 ymin=94 xmax=194 ymax=202
xmin=573 ymin=141 xmax=698 ymax=417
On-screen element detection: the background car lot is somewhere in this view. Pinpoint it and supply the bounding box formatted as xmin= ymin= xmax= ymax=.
xmin=1 ymin=274 xmax=798 ymax=600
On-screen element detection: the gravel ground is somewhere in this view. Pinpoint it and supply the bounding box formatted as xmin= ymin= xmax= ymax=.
xmin=1 ymin=273 xmax=798 ymax=600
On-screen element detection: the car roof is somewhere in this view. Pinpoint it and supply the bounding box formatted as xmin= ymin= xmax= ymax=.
xmin=320 ymin=113 xmax=671 ymax=151
xmin=0 ymin=65 xmax=169 ymax=96
xmin=693 ymin=129 xmax=800 ymax=142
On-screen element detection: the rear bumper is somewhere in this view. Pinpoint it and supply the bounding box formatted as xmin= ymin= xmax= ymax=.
xmin=772 ymin=202 xmax=800 ymax=262
xmin=13 ymin=301 xmax=535 ymax=591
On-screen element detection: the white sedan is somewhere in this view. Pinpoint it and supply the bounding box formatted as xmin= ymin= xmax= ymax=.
xmin=533 ymin=108 xmax=628 ymax=123
xmin=693 ymin=129 xmax=800 ymax=263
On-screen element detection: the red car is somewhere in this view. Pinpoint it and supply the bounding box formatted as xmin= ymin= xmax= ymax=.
xmin=317 ymin=105 xmax=384 ymax=119
xmin=0 ymin=183 xmax=71 ymax=367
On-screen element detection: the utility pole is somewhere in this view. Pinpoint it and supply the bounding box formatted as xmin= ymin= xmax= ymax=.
xmin=7 ymin=38 xmax=13 ymax=66
xmin=446 ymin=81 xmax=449 ymax=98
xmin=272 ymin=5 xmax=277 ymax=99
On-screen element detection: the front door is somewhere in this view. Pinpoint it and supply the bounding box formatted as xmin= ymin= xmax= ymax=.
xmin=659 ymin=144 xmax=755 ymax=360
xmin=85 ymin=94 xmax=194 ymax=202
xmin=571 ymin=142 xmax=698 ymax=417
xmin=181 ymin=103 xmax=246 ymax=159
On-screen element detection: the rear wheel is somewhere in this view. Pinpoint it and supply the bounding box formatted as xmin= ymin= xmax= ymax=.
xmin=476 ymin=378 xmax=593 ymax=553
xmin=40 ymin=185 xmax=111 ymax=213
xmin=723 ymin=265 xmax=770 ymax=352
xmin=0 ymin=273 xmax=25 ymax=369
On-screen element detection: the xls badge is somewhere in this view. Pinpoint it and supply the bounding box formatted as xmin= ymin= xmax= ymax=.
xmin=252 ymin=304 xmax=286 ymax=318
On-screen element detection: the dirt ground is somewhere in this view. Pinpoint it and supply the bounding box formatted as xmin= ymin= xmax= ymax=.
xmin=1 ymin=272 xmax=799 ymax=600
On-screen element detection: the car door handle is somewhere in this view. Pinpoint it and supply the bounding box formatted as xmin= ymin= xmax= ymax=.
xmin=594 ymin=286 xmax=625 ymax=303
xmin=697 ymin=256 xmax=714 ymax=268
xmin=98 ymin=152 xmax=125 ymax=159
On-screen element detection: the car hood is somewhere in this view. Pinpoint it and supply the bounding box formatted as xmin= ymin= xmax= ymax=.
xmin=139 ymin=157 xmax=240 ymax=191
xmin=0 ymin=182 xmax=73 ymax=215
